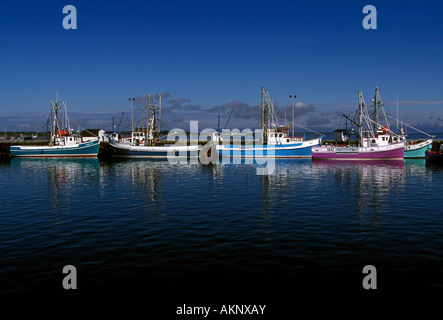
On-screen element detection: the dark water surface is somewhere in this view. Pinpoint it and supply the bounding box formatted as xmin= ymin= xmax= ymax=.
xmin=1 ymin=158 xmax=443 ymax=307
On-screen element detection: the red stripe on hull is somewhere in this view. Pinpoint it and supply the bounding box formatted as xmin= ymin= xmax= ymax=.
xmin=13 ymin=155 xmax=98 ymax=158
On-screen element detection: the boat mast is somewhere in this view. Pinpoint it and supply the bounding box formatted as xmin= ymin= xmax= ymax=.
xmin=49 ymin=100 xmax=54 ymax=145
xmin=374 ymin=87 xmax=379 ymax=135
xmin=145 ymin=92 xmax=162 ymax=146
xmin=50 ymin=99 xmax=61 ymax=146
xmin=129 ymin=97 xmax=135 ymax=132
xmin=373 ymin=87 xmax=390 ymax=133
xmin=146 ymin=93 xmax=151 ymax=146
xmin=289 ymin=94 xmax=296 ymax=137
xmin=63 ymin=100 xmax=71 ymax=134
xmin=261 ymin=87 xmax=268 ymax=144
xmin=292 ymin=96 xmax=294 ymax=137
xmin=358 ymin=90 xmax=363 ymax=146
xmin=159 ymin=94 xmax=162 ymax=135
xmin=284 ymin=108 xmax=286 ymax=128
xmin=396 ymin=94 xmax=399 ymax=134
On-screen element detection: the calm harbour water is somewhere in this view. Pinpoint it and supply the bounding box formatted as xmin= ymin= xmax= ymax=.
xmin=1 ymin=157 xmax=443 ymax=305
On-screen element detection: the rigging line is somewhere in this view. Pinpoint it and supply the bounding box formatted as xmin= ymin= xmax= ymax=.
xmin=139 ymin=115 xmax=172 ymax=132
xmin=291 ymin=122 xmax=325 ymax=136
xmin=361 ymin=115 xmax=400 ymax=136
xmin=273 ymin=115 xmax=325 ymax=136
xmin=118 ymin=114 xmax=174 ymax=135
xmin=32 ymin=118 xmax=51 ymax=136
xmin=68 ymin=120 xmax=98 ymax=137
xmin=385 ymin=115 xmax=435 ymax=138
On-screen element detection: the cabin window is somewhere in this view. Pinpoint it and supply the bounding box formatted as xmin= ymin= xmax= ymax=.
xmin=287 ymin=139 xmax=290 ymax=143
xmin=371 ymin=139 xmax=376 ymax=143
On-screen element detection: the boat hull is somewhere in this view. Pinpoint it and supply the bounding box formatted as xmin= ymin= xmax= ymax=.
xmin=216 ymin=137 xmax=322 ymax=158
xmin=425 ymin=151 xmax=443 ymax=163
xmin=10 ymin=140 xmax=100 ymax=158
xmin=404 ymin=139 xmax=433 ymax=159
xmin=312 ymin=142 xmax=404 ymax=160
xmin=109 ymin=142 xmax=200 ymax=158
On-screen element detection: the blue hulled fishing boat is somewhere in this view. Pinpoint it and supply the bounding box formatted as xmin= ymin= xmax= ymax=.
xmin=10 ymin=99 xmax=99 ymax=158
xmin=403 ymin=138 xmax=433 ymax=158
xmin=10 ymin=140 xmax=99 ymax=158
xmin=388 ymin=95 xmax=434 ymax=159
xmin=215 ymin=88 xmax=323 ymax=159
xmin=216 ymin=129 xmax=322 ymax=158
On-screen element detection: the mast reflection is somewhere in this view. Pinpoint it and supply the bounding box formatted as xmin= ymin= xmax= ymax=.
xmin=311 ymin=160 xmax=405 ymax=226
xmin=11 ymin=158 xmax=100 ymax=223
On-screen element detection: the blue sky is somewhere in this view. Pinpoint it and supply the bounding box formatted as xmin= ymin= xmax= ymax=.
xmin=1 ymin=0 xmax=443 ymax=132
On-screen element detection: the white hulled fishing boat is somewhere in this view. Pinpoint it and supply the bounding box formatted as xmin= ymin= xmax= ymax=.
xmin=109 ymin=93 xmax=200 ymax=158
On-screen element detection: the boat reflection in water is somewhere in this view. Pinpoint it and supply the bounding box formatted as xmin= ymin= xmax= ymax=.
xmin=4 ymin=156 xmax=443 ymax=296
xmin=311 ymin=159 xmax=405 ymax=226
xmin=10 ymin=158 xmax=100 ymax=223
xmin=100 ymin=159 xmax=166 ymax=216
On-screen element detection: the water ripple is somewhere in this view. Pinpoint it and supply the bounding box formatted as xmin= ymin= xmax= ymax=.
xmin=1 ymin=158 xmax=443 ymax=296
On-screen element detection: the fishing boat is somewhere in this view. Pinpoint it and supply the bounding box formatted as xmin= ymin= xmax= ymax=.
xmin=425 ymin=141 xmax=443 ymax=163
xmin=110 ymin=138 xmax=200 ymax=158
xmin=312 ymin=88 xmax=404 ymax=160
xmin=390 ymin=126 xmax=433 ymax=159
xmin=109 ymin=93 xmax=200 ymax=158
xmin=387 ymin=96 xmax=434 ymax=158
xmin=402 ymin=138 xmax=433 ymax=158
xmin=215 ymin=88 xmax=323 ymax=159
xmin=10 ymin=99 xmax=100 ymax=158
